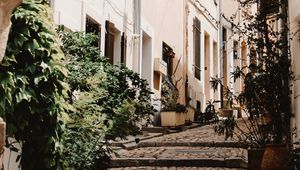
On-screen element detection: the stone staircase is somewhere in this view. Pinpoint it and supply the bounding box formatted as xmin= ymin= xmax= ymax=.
xmin=106 ymin=122 xmax=248 ymax=169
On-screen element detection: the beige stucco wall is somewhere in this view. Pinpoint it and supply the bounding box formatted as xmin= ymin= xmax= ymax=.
xmin=141 ymin=0 xmax=186 ymax=104
xmin=221 ymin=1 xmax=256 ymax=111
xmin=186 ymin=0 xmax=219 ymax=110
xmin=52 ymin=0 xmax=135 ymax=69
xmin=289 ymin=0 xmax=300 ymax=143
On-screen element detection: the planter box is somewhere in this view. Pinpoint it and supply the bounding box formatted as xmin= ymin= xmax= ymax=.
xmin=219 ymin=109 xmax=233 ymax=117
xmin=185 ymin=107 xmax=195 ymax=122
xmin=161 ymin=111 xmax=185 ymax=127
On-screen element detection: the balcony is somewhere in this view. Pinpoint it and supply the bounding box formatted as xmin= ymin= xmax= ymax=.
xmin=154 ymin=58 xmax=167 ymax=75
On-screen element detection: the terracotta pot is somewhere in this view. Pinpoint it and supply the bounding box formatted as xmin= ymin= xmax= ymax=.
xmin=248 ymin=148 xmax=264 ymax=170
xmin=219 ymin=109 xmax=233 ymax=117
xmin=261 ymin=144 xmax=291 ymax=170
xmin=262 ymin=114 xmax=271 ymax=125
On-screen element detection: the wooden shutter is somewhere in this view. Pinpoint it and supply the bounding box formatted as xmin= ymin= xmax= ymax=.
xmin=121 ymin=32 xmax=127 ymax=64
xmin=105 ymin=20 xmax=115 ymax=64
xmin=86 ymin=16 xmax=101 ymax=48
xmin=259 ymin=0 xmax=279 ymax=15
xmin=193 ymin=17 xmax=201 ymax=80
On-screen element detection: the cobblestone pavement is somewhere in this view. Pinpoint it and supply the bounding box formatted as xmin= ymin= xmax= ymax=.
xmin=140 ymin=119 xmax=249 ymax=144
xmin=141 ymin=124 xmax=235 ymax=144
xmin=109 ymin=167 xmax=244 ymax=170
xmin=110 ymin=119 xmax=250 ymax=169
xmin=113 ymin=147 xmax=246 ymax=160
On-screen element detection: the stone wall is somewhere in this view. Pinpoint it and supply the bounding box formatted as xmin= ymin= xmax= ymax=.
xmin=0 ymin=0 xmax=22 ymax=61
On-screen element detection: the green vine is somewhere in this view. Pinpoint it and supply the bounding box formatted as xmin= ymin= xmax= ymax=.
xmin=1 ymin=1 xmax=66 ymax=169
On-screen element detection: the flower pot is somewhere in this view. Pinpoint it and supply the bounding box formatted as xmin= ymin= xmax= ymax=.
xmin=219 ymin=108 xmax=233 ymax=117
xmin=262 ymin=114 xmax=271 ymax=125
xmin=185 ymin=107 xmax=195 ymax=122
xmin=261 ymin=144 xmax=291 ymax=170
xmin=248 ymin=148 xmax=264 ymax=170
xmin=160 ymin=111 xmax=185 ymax=127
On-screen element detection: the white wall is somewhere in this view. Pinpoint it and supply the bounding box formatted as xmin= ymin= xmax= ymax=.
xmin=141 ymin=0 xmax=185 ymax=103
xmin=221 ymin=0 xmax=256 ymax=107
xmin=186 ymin=0 xmax=219 ymax=110
xmin=52 ymin=0 xmax=135 ymax=67
xmin=289 ymin=0 xmax=300 ymax=144
xmin=141 ymin=31 xmax=152 ymax=87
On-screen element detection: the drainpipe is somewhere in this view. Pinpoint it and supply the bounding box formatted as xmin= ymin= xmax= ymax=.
xmin=279 ymin=0 xmax=292 ymax=147
xmin=184 ymin=0 xmax=189 ymax=105
xmin=219 ymin=0 xmax=223 ymax=108
xmin=80 ymin=0 xmax=85 ymax=31
xmin=133 ymin=0 xmax=141 ymax=74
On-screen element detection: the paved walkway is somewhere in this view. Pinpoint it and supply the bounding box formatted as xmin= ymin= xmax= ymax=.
xmin=110 ymin=167 xmax=245 ymax=170
xmin=113 ymin=147 xmax=245 ymax=159
xmin=109 ymin=119 xmax=250 ymax=169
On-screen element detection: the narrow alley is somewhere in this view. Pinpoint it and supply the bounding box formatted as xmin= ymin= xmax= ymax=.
xmin=109 ymin=120 xmax=249 ymax=169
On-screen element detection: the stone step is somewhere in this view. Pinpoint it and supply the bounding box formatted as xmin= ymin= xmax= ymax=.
xmin=109 ymin=147 xmax=247 ymax=168
xmin=109 ymin=158 xmax=247 ymax=169
xmin=137 ymin=141 xmax=244 ymax=148
xmin=109 ymin=167 xmax=245 ymax=170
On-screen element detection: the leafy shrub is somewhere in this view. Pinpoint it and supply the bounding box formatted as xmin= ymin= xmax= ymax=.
xmin=161 ymin=77 xmax=187 ymax=113
xmin=198 ymin=100 xmax=218 ymax=124
xmin=59 ymin=29 xmax=155 ymax=168
xmin=1 ymin=1 xmax=67 ymax=169
xmin=98 ymin=64 xmax=155 ymax=139
xmin=62 ymin=73 xmax=111 ymax=169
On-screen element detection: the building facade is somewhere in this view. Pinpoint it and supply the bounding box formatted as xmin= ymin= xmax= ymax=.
xmin=49 ymin=0 xmax=253 ymax=119
xmin=185 ymin=0 xmax=219 ymax=112
xmin=289 ymin=0 xmax=300 ymax=144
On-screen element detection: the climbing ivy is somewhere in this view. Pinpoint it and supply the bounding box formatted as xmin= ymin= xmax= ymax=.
xmin=1 ymin=1 xmax=66 ymax=169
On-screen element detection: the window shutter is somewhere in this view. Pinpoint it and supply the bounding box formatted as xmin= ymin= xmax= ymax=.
xmin=121 ymin=32 xmax=127 ymax=64
xmin=105 ymin=20 xmax=115 ymax=64
xmin=86 ymin=16 xmax=101 ymax=48
xmin=259 ymin=0 xmax=279 ymax=15
xmin=193 ymin=17 xmax=201 ymax=80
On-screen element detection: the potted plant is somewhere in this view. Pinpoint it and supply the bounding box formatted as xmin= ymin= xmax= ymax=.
xmin=210 ymin=76 xmax=234 ymax=118
xmin=160 ymin=77 xmax=187 ymax=127
xmin=212 ymin=0 xmax=293 ymax=168
xmin=198 ymin=100 xmax=219 ymax=124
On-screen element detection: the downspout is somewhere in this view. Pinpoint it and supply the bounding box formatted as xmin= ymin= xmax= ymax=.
xmin=219 ymin=0 xmax=223 ymax=108
xmin=184 ymin=0 xmax=189 ymax=105
xmin=80 ymin=0 xmax=84 ymax=31
xmin=279 ymin=0 xmax=292 ymax=147
xmin=133 ymin=0 xmax=141 ymax=74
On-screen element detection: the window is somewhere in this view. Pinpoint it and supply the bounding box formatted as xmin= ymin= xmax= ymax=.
xmin=86 ymin=16 xmax=101 ymax=48
xmin=259 ymin=0 xmax=279 ymax=16
xmin=222 ymin=27 xmax=227 ymax=50
xmin=105 ymin=20 xmax=127 ymax=65
xmin=233 ymin=41 xmax=238 ymax=59
xmin=193 ymin=17 xmax=201 ymax=80
xmin=196 ymin=101 xmax=201 ymax=113
xmin=162 ymin=42 xmax=174 ymax=79
xmin=105 ymin=20 xmax=115 ymax=64
xmin=121 ymin=32 xmax=127 ymax=64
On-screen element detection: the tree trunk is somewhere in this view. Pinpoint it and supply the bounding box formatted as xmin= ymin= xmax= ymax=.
xmin=0 ymin=0 xmax=22 ymax=62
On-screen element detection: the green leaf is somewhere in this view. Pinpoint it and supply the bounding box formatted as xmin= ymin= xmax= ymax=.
xmin=28 ymin=39 xmax=40 ymax=54
xmin=19 ymin=26 xmax=31 ymax=37
xmin=16 ymin=34 xmax=28 ymax=47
